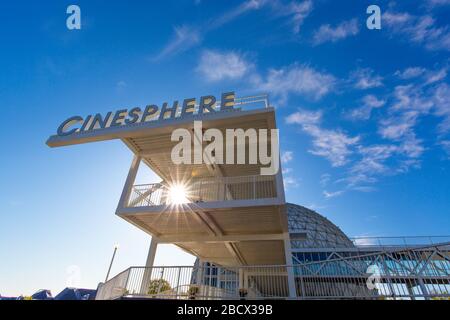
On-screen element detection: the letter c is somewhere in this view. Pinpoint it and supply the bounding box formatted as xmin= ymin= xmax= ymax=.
xmin=57 ymin=116 xmax=83 ymax=136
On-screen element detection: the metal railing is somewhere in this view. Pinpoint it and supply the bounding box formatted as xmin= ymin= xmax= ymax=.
xmin=127 ymin=175 xmax=278 ymax=208
xmin=172 ymin=94 xmax=270 ymax=118
xmin=96 ymin=242 xmax=450 ymax=300
xmin=350 ymin=236 xmax=450 ymax=248
xmin=95 ymin=269 xmax=130 ymax=300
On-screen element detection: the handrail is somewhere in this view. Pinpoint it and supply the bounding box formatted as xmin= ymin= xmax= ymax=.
xmin=127 ymin=175 xmax=278 ymax=208
xmin=97 ymin=242 xmax=450 ymax=300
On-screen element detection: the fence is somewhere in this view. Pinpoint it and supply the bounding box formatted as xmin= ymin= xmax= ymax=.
xmin=127 ymin=175 xmax=277 ymax=208
xmin=96 ymin=242 xmax=450 ymax=300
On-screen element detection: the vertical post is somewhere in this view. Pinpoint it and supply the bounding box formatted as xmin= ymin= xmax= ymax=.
xmin=418 ymin=278 xmax=430 ymax=300
xmin=381 ymin=256 xmax=396 ymax=300
xmin=145 ymin=237 xmax=158 ymax=267
xmin=197 ymin=260 xmax=204 ymax=298
xmin=239 ymin=268 xmax=245 ymax=289
xmin=116 ymin=155 xmax=141 ymax=212
xmin=275 ymin=157 xmax=286 ymax=203
xmin=283 ymin=233 xmax=297 ymax=299
xmin=253 ymin=175 xmax=256 ymax=199
xmin=197 ymin=260 xmax=204 ymax=285
xmin=105 ymin=245 xmax=119 ymax=282
xmin=140 ymin=237 xmax=158 ymax=294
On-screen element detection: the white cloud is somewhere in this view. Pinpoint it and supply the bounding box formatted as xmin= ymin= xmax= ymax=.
xmin=344 ymin=139 xmax=423 ymax=188
xmin=395 ymin=66 xmax=447 ymax=85
xmin=282 ymin=167 xmax=293 ymax=174
xmin=440 ymin=140 xmax=450 ymax=158
xmin=285 ymin=0 xmax=313 ymax=34
xmin=351 ymin=145 xmax=399 ymax=177
xmin=399 ymin=135 xmax=425 ymax=158
xmin=432 ymin=83 xmax=450 ymax=132
xmin=286 ymin=109 xmax=360 ymax=167
xmin=379 ymin=113 xmax=418 ymax=140
xmin=323 ymin=190 xmax=344 ymax=199
xmin=281 ymin=151 xmax=294 ymax=163
xmin=210 ymin=0 xmax=266 ymax=29
xmin=154 ymin=25 xmax=201 ymax=61
xmin=196 ymin=50 xmax=252 ymax=82
xmin=425 ymin=67 xmax=448 ymax=84
xmin=312 ymin=19 xmax=359 ymax=45
xmin=378 ymin=84 xmax=435 ymax=140
xmin=269 ymin=0 xmax=313 ymax=34
xmin=350 ymin=68 xmax=383 ymax=89
xmin=352 ymin=186 xmax=377 ymax=193
xmin=256 ymin=64 xmax=336 ymax=102
xmin=395 ymin=67 xmax=426 ymax=79
xmin=320 ymin=173 xmax=331 ymax=187
xmin=284 ymin=176 xmax=299 ymax=189
xmin=286 ymin=109 xmax=322 ymax=125
xmin=155 ymin=1 xmax=313 ymax=60
xmin=154 ymin=1 xmax=265 ymax=60
xmin=383 ymin=11 xmax=450 ymax=51
xmin=348 ymin=94 xmax=386 ymax=120
xmin=305 ymin=127 xmax=360 ymax=167
xmin=426 ymin=0 xmax=450 ymax=7
xmin=116 ymin=80 xmax=127 ymax=92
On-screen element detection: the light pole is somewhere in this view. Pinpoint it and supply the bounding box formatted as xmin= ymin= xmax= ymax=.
xmin=105 ymin=244 xmax=119 ymax=282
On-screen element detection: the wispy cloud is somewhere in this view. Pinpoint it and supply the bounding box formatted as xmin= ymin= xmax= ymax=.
xmin=196 ymin=50 xmax=253 ymax=82
xmin=395 ymin=67 xmax=426 ymax=79
xmin=395 ymin=66 xmax=447 ymax=85
xmin=286 ymin=108 xmax=322 ymax=124
xmin=270 ymin=0 xmax=313 ymax=34
xmin=209 ymin=0 xmax=266 ymax=30
xmin=284 ymin=59 xmax=449 ymax=195
xmin=281 ymin=150 xmax=297 ymax=188
xmin=349 ymin=67 xmax=383 ymax=89
xmin=383 ymin=10 xmax=450 ymax=51
xmin=348 ymin=94 xmax=386 ymax=120
xmin=282 ymin=167 xmax=293 ymax=174
xmin=323 ymin=189 xmax=344 ymax=199
xmin=286 ymin=109 xmax=360 ymax=167
xmin=426 ymin=0 xmax=450 ymax=9
xmin=284 ymin=176 xmax=299 ymax=189
xmin=154 ymin=0 xmax=313 ymax=60
xmin=312 ymin=18 xmax=359 ymax=45
xmin=116 ymin=80 xmax=127 ymax=93
xmin=378 ymin=84 xmax=434 ymax=140
xmin=153 ymin=25 xmax=202 ymax=61
xmin=425 ymin=67 xmax=448 ymax=85
xmin=281 ymin=151 xmax=294 ymax=163
xmin=440 ymin=140 xmax=450 ymax=158
xmin=348 ymin=144 xmax=400 ymax=184
xmin=320 ymin=173 xmax=331 ymax=187
xmin=255 ymin=64 xmax=336 ymax=103
xmin=433 ymin=82 xmax=450 ymax=133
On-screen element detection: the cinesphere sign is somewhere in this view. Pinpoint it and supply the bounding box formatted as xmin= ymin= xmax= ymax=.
xmin=56 ymin=92 xmax=238 ymax=137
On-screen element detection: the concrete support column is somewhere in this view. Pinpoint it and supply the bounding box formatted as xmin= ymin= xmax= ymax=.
xmin=145 ymin=237 xmax=158 ymax=267
xmin=283 ymin=233 xmax=297 ymax=299
xmin=140 ymin=237 xmax=158 ymax=294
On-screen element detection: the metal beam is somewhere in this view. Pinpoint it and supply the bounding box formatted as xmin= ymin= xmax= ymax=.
xmin=116 ymin=155 xmax=141 ymax=212
xmin=225 ymin=242 xmax=247 ymax=265
xmin=160 ymin=233 xmax=284 ymax=243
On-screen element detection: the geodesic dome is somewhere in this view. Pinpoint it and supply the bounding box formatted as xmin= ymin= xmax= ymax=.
xmin=287 ymin=203 xmax=354 ymax=249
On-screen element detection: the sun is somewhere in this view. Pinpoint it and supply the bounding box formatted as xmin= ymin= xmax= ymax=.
xmin=167 ymin=184 xmax=189 ymax=205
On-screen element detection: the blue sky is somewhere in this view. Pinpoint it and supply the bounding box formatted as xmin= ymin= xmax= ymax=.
xmin=0 ymin=0 xmax=449 ymax=296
